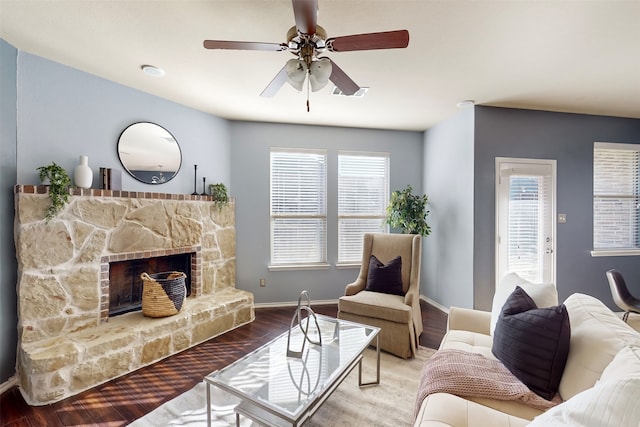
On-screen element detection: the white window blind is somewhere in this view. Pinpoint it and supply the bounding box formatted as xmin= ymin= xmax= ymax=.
xmin=270 ymin=149 xmax=327 ymax=266
xmin=338 ymin=152 xmax=389 ymax=263
xmin=506 ymin=174 xmax=551 ymax=282
xmin=593 ymin=142 xmax=640 ymax=251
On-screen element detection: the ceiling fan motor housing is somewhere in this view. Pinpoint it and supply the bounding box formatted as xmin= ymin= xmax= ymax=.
xmin=286 ymin=25 xmax=327 ymax=61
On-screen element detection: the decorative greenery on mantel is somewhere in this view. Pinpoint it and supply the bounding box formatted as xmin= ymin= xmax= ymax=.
xmin=37 ymin=162 xmax=71 ymax=222
xmin=208 ymin=182 xmax=229 ymax=208
xmin=385 ymin=185 xmax=431 ymax=236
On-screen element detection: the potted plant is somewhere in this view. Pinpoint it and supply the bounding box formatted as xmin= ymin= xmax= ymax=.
xmin=385 ymin=185 xmax=431 ymax=236
xmin=208 ymin=182 xmax=229 ymax=208
xmin=37 ymin=162 xmax=71 ymax=221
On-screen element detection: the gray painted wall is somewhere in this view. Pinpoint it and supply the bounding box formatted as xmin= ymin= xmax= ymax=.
xmin=423 ymin=108 xmax=475 ymax=309
xmin=229 ymin=121 xmax=423 ymax=304
xmin=3 ymin=43 xmax=640 ymax=387
xmin=473 ymin=106 xmax=640 ymax=310
xmin=0 ymin=39 xmax=18 ymax=384
xmin=1 ymin=49 xmax=231 ymax=385
xmin=16 ymin=53 xmax=231 ymax=193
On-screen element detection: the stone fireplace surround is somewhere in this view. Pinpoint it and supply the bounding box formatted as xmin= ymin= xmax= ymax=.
xmin=14 ymin=186 xmax=254 ymax=405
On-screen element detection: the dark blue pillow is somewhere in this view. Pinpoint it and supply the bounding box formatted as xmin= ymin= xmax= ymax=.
xmin=365 ymin=255 xmax=404 ymax=296
xmin=492 ymin=286 xmax=570 ymax=400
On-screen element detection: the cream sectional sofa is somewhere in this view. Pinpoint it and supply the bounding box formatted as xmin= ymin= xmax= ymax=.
xmin=414 ymin=292 xmax=640 ymax=427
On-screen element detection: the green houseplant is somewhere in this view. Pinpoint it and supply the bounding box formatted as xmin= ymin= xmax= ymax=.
xmin=208 ymin=182 xmax=228 ymax=208
xmin=37 ymin=162 xmax=71 ymax=221
xmin=385 ymin=185 xmax=431 ymax=236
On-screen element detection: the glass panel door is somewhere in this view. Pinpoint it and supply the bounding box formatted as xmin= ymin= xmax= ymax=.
xmin=496 ymin=158 xmax=556 ymax=285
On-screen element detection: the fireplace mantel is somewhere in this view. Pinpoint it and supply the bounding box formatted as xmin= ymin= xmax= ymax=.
xmin=14 ymin=185 xmax=254 ymax=405
xmin=15 ymin=184 xmax=232 ymax=201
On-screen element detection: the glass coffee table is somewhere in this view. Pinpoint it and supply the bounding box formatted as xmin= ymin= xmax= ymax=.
xmin=204 ymin=315 xmax=380 ymax=426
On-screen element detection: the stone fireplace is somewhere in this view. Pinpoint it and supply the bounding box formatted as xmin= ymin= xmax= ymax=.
xmin=14 ymin=186 xmax=254 ymax=405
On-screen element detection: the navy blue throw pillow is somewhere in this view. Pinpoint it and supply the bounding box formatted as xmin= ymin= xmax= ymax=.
xmin=492 ymin=286 xmax=570 ymax=400
xmin=365 ymin=255 xmax=404 ymax=296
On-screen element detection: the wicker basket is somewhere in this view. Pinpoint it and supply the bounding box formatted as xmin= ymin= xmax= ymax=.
xmin=141 ymin=271 xmax=187 ymax=317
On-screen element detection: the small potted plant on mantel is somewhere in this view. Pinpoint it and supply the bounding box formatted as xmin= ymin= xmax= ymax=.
xmin=208 ymin=182 xmax=229 ymax=208
xmin=385 ymin=185 xmax=431 ymax=236
xmin=37 ymin=162 xmax=71 ymax=222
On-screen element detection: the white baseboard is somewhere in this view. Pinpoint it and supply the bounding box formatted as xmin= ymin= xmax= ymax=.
xmin=254 ymin=299 xmax=339 ymax=308
xmin=0 ymin=375 xmax=18 ymax=396
xmin=420 ymin=295 xmax=450 ymax=314
xmin=254 ymin=296 xmax=449 ymax=314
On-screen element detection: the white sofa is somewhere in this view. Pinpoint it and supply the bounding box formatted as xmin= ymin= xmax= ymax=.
xmin=414 ymin=291 xmax=640 ymax=427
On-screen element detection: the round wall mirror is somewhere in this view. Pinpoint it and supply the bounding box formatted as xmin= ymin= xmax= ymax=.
xmin=117 ymin=122 xmax=182 ymax=184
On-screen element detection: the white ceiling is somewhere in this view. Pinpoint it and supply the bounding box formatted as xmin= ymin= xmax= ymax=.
xmin=1 ymin=0 xmax=639 ymax=131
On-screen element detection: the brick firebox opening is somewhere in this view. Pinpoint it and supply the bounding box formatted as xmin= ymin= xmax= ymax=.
xmin=108 ymin=251 xmax=197 ymax=317
xmin=100 ymin=246 xmax=202 ymax=322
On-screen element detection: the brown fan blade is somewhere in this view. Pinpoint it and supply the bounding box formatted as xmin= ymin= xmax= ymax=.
xmin=326 ymin=58 xmax=359 ymax=96
xmin=203 ymin=40 xmax=286 ymax=51
xmin=292 ymin=0 xmax=317 ymax=35
xmin=260 ymin=66 xmax=289 ymax=97
xmin=328 ymin=30 xmax=409 ymax=52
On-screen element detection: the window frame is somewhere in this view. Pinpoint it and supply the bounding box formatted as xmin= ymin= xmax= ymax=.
xmin=269 ymin=147 xmax=330 ymax=270
xmin=591 ymin=142 xmax=640 ymax=257
xmin=337 ymin=150 xmax=390 ymax=265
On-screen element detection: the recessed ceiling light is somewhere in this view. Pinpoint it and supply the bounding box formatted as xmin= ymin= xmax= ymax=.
xmin=331 ymin=86 xmax=369 ymax=97
xmin=141 ymin=65 xmax=165 ymax=77
xmin=456 ymin=100 xmax=475 ymax=109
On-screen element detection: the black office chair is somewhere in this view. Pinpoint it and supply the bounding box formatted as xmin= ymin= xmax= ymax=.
xmin=606 ymin=269 xmax=640 ymax=323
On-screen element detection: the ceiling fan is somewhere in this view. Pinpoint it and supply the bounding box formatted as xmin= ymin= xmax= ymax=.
xmin=203 ymin=0 xmax=409 ymax=100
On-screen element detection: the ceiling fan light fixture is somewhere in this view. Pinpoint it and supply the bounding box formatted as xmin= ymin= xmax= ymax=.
xmin=285 ymin=59 xmax=307 ymax=91
xmin=141 ymin=64 xmax=165 ymax=77
xmin=308 ymin=58 xmax=332 ymax=92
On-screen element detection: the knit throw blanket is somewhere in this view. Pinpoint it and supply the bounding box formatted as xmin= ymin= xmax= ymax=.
xmin=414 ymin=349 xmax=560 ymax=419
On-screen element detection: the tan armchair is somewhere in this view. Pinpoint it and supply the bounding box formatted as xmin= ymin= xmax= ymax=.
xmin=338 ymin=233 xmax=423 ymax=359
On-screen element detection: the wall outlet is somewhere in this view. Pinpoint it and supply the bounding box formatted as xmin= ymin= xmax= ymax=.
xmin=259 ymin=278 xmax=266 ymax=287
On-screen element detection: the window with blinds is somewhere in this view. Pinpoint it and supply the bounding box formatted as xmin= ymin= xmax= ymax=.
xmin=338 ymin=152 xmax=389 ymax=263
xmin=270 ymin=149 xmax=327 ymax=266
xmin=593 ymin=142 xmax=640 ymax=251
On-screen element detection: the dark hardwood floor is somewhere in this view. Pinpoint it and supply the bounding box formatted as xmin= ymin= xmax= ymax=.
xmin=0 ymin=300 xmax=447 ymax=427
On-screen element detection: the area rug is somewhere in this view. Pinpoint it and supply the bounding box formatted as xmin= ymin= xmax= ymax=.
xmin=130 ymin=346 xmax=436 ymax=427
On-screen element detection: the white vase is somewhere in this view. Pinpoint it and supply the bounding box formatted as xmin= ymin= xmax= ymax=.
xmin=74 ymin=155 xmax=93 ymax=189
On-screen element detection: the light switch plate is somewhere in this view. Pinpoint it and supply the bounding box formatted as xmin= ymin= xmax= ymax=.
xmin=558 ymin=214 xmax=567 ymax=223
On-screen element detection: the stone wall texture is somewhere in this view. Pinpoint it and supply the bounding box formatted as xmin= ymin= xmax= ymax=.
xmin=14 ymin=186 xmax=254 ymax=405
